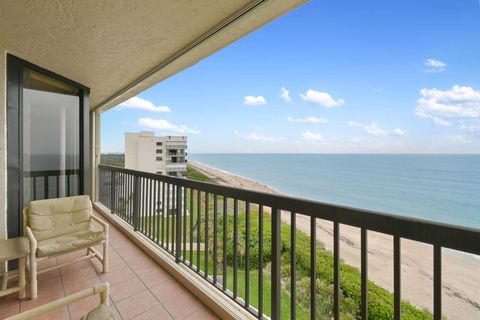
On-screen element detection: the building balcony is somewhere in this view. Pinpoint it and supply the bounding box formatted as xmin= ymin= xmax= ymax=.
xmin=167 ymin=146 xmax=187 ymax=152
xmin=166 ymin=160 xmax=187 ymax=165
xmin=165 ymin=166 xmax=187 ymax=173
xmin=167 ymin=154 xmax=186 ymax=159
xmin=166 ymin=154 xmax=186 ymax=161
xmin=1 ymin=165 xmax=479 ymax=320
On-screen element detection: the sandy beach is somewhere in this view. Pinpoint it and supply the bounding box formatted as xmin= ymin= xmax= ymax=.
xmin=189 ymin=161 xmax=480 ymax=319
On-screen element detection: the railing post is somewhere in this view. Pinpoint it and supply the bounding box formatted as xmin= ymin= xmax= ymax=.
xmin=394 ymin=236 xmax=401 ymax=320
xmin=271 ymin=207 xmax=281 ymax=320
xmin=133 ymin=175 xmax=140 ymax=231
xmin=44 ymin=174 xmax=48 ymax=199
xmin=110 ymin=170 xmax=116 ymax=214
xmin=361 ymin=228 xmax=368 ymax=320
xmin=175 ymin=185 xmax=183 ymax=263
xmin=433 ymin=245 xmax=442 ymax=320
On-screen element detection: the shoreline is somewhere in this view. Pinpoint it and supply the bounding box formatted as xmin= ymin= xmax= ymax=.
xmin=188 ymin=160 xmax=480 ymax=319
xmin=189 ymin=160 xmax=280 ymax=194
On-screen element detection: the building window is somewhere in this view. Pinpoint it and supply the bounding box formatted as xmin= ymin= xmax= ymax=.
xmin=156 ymin=171 xmax=162 ymax=175
xmin=156 ymin=149 xmax=162 ymax=153
xmin=156 ymin=142 xmax=162 ymax=146
xmin=156 ymin=157 xmax=162 ymax=161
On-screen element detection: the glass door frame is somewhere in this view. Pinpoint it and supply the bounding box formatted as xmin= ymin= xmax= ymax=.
xmin=6 ymin=54 xmax=90 ymax=238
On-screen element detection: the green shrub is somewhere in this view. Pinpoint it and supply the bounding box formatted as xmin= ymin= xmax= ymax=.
xmin=218 ymin=210 xmax=433 ymax=320
xmin=280 ymin=220 xmax=432 ymax=320
xmin=222 ymin=211 xmax=272 ymax=269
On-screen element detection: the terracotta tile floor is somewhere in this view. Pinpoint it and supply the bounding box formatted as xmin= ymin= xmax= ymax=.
xmin=0 ymin=212 xmax=219 ymax=320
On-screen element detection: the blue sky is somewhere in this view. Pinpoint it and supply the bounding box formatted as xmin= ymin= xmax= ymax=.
xmin=101 ymin=0 xmax=480 ymax=153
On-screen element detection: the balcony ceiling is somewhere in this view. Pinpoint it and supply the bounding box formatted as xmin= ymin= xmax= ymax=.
xmin=0 ymin=0 xmax=306 ymax=111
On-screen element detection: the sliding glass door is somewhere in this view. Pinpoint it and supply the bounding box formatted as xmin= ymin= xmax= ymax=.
xmin=7 ymin=55 xmax=89 ymax=238
xmin=22 ymin=68 xmax=81 ymax=204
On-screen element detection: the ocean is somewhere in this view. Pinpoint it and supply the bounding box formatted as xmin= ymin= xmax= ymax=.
xmin=189 ymin=154 xmax=480 ymax=229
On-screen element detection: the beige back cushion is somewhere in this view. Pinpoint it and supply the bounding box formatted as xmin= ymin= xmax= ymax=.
xmin=27 ymin=195 xmax=92 ymax=241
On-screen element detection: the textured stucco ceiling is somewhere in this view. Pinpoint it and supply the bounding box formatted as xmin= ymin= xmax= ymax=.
xmin=0 ymin=0 xmax=306 ymax=111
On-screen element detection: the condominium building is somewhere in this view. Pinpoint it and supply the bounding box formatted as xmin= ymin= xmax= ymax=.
xmin=125 ymin=131 xmax=187 ymax=177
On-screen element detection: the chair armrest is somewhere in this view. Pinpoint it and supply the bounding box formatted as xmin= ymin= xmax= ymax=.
xmin=25 ymin=226 xmax=37 ymax=253
xmin=5 ymin=282 xmax=110 ymax=320
xmin=91 ymin=214 xmax=109 ymax=234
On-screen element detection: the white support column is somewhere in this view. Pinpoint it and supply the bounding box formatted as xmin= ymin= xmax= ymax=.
xmin=90 ymin=110 xmax=101 ymax=202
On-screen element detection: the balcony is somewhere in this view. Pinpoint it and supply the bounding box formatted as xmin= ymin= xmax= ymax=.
xmin=1 ymin=164 xmax=479 ymax=320
xmin=166 ymin=146 xmax=187 ymax=151
xmin=167 ymin=160 xmax=187 ymax=165
xmin=96 ymin=164 xmax=480 ymax=320
xmin=0 ymin=211 xmax=218 ymax=320
xmin=167 ymin=152 xmax=186 ymax=158
xmin=166 ymin=167 xmax=187 ymax=173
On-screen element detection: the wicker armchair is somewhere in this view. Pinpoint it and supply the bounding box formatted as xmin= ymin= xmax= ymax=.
xmin=24 ymin=195 xmax=109 ymax=298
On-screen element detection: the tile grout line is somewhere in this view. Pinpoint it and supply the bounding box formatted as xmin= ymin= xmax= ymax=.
xmin=119 ymin=253 xmax=174 ymax=319
xmin=97 ymin=216 xmax=213 ymax=320
xmin=108 ymin=238 xmax=162 ymax=320
xmin=111 ymin=231 xmax=178 ymax=320
xmin=55 ymin=257 xmax=72 ymax=320
xmin=63 ymin=252 xmax=102 ymax=319
xmin=99 ymin=243 xmax=125 ymax=320
xmin=178 ymin=306 xmax=204 ymax=320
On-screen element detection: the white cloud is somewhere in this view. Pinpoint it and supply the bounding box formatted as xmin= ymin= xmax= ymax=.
xmin=138 ymin=118 xmax=200 ymax=134
xmin=364 ymin=123 xmax=389 ymax=136
xmin=243 ymin=96 xmax=267 ymax=106
xmin=300 ymin=89 xmax=345 ymax=108
xmin=244 ymin=132 xmax=286 ymax=143
xmin=348 ymin=121 xmax=405 ymax=136
xmin=448 ymin=135 xmax=469 ymax=144
xmin=234 ymin=130 xmax=239 ymax=136
xmin=347 ymin=121 xmax=362 ymax=128
xmin=432 ymin=117 xmax=451 ymax=126
xmin=118 ymin=96 xmax=171 ymax=113
xmin=301 ymin=131 xmax=325 ymax=142
xmin=279 ymin=87 xmax=292 ymax=102
xmin=374 ymin=88 xmax=383 ymax=92
xmin=352 ymin=137 xmax=363 ymax=143
xmin=425 ymin=58 xmax=447 ymax=73
xmin=287 ymin=116 xmax=328 ymax=124
xmin=459 ymin=120 xmax=480 ymax=133
xmin=415 ymin=85 xmax=480 ymax=127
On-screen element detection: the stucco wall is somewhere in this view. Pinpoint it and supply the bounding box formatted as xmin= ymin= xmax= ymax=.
xmin=1 ymin=49 xmax=6 ymax=239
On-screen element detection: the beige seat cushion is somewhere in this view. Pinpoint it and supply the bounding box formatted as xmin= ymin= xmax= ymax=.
xmin=36 ymin=230 xmax=105 ymax=258
xmin=28 ymin=195 xmax=93 ymax=242
xmin=80 ymin=304 xmax=115 ymax=320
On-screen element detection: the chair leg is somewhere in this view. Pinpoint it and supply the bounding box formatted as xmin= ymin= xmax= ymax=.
xmin=30 ymin=254 xmax=37 ymax=299
xmin=18 ymin=257 xmax=26 ymax=299
xmin=1 ymin=261 xmax=7 ymax=291
xmin=102 ymin=241 xmax=109 ymax=273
